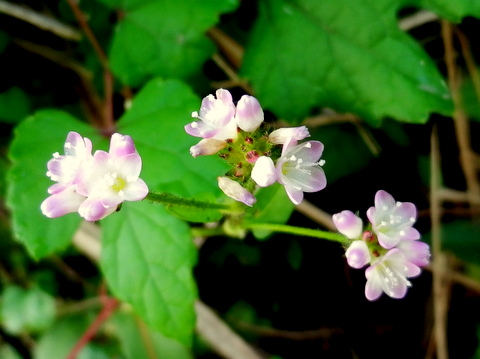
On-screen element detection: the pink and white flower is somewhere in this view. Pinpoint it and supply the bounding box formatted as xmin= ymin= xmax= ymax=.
xmin=274 ymin=139 xmax=326 ymax=205
xmin=365 ymin=249 xmax=421 ymax=301
xmin=41 ymin=132 xmax=148 ymax=222
xmin=251 ymin=138 xmax=326 ymax=205
xmin=333 ymin=190 xmax=430 ymax=301
xmin=77 ymin=134 xmax=148 ymax=221
xmin=185 ymin=89 xmax=237 ymax=141
xmin=366 ymin=190 xmax=420 ymax=249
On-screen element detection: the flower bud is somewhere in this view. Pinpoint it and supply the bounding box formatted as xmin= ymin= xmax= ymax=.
xmin=332 ymin=210 xmax=363 ymax=239
xmin=268 ymin=126 xmax=310 ymax=145
xmin=251 ymin=156 xmax=276 ymax=187
xmin=235 ymin=95 xmax=264 ymax=132
xmin=217 ymin=177 xmax=256 ymax=206
xmin=190 ymin=138 xmax=226 ymax=157
xmin=345 ymin=240 xmax=371 ymax=269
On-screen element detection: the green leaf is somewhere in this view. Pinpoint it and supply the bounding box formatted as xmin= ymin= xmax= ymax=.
xmin=100 ymin=201 xmax=198 ymax=346
xmin=111 ymin=310 xmax=193 ymax=359
xmin=0 ymin=87 xmax=30 ymax=124
xmin=247 ymin=183 xmax=295 ymax=240
xmin=6 ymin=110 xmax=100 ymax=259
xmin=117 ymin=78 xmax=228 ymax=198
xmin=241 ymin=0 xmax=453 ymax=125
xmin=1 ymin=285 xmax=56 ymax=334
xmin=104 ymin=0 xmax=238 ymax=86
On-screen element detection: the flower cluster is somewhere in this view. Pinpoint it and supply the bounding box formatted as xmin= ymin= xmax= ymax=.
xmin=41 ymin=132 xmax=148 ymax=222
xmin=185 ymin=89 xmax=326 ymax=206
xmin=332 ymin=190 xmax=430 ymax=301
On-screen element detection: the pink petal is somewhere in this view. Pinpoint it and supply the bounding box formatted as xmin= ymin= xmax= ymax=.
xmin=109 ymin=133 xmax=137 ymax=158
xmin=235 ymin=95 xmax=264 ymax=132
xmin=123 ymin=178 xmax=149 ymax=201
xmin=41 ymin=187 xmax=85 ymax=218
xmin=374 ymin=190 xmax=396 ymax=210
xmin=78 ymin=197 xmax=115 ymax=222
xmin=283 ymin=184 xmax=304 ymax=205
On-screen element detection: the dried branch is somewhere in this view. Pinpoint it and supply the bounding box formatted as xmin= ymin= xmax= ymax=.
xmin=0 ymin=0 xmax=81 ymax=40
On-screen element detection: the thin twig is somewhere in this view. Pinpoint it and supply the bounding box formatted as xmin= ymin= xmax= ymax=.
xmin=430 ymin=125 xmax=450 ymax=359
xmin=455 ymin=28 xmax=480 ymax=105
xmin=442 ymin=21 xmax=480 ymax=213
xmin=399 ymin=10 xmax=439 ymax=31
xmin=66 ymin=0 xmax=115 ymax=135
xmin=0 ymin=0 xmax=81 ymax=40
xmin=295 ymin=200 xmax=336 ymax=231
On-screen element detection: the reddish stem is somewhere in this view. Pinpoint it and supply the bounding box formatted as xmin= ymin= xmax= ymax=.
xmin=66 ymin=296 xmax=120 ymax=359
xmin=66 ymin=0 xmax=116 ymax=136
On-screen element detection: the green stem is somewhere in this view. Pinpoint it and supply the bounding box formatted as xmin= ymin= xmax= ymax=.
xmin=244 ymin=222 xmax=349 ymax=245
xmin=144 ymin=192 xmax=233 ymax=211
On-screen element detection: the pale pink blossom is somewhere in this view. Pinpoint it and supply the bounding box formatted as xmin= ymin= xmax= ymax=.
xmin=41 ymin=132 xmax=148 ymax=222
xmin=185 ymin=89 xmax=237 ymax=140
xmin=365 ymin=249 xmax=421 ymax=301
xmin=275 ymin=139 xmax=326 ymax=205
xmin=367 ymin=190 xmax=420 ymax=249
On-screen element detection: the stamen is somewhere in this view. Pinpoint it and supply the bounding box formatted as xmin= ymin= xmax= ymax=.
xmin=304 ymin=142 xmax=312 ymax=148
xmin=64 ymin=142 xmax=72 ymax=149
xmin=53 ymin=152 xmax=60 ymax=158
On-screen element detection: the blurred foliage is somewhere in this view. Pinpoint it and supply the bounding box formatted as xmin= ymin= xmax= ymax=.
xmin=0 ymin=0 xmax=480 ymax=358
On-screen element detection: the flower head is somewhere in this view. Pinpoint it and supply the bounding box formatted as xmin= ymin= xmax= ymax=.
xmin=333 ymin=190 xmax=430 ymax=301
xmin=41 ymin=132 xmax=148 ymax=221
xmin=275 ymin=139 xmax=326 ymax=205
xmin=367 ymin=190 xmax=420 ymax=249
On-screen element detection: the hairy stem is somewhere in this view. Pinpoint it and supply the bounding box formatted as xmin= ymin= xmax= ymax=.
xmin=145 ymin=192 xmax=233 ymax=211
xmin=243 ymin=222 xmax=348 ymax=245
